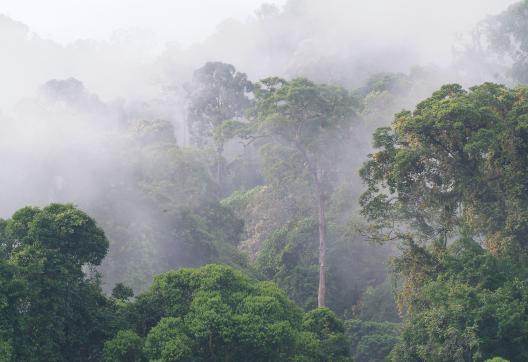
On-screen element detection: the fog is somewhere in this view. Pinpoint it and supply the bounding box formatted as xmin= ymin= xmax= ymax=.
xmin=0 ymin=0 xmax=517 ymax=110
xmin=0 ymin=0 xmax=520 ymax=291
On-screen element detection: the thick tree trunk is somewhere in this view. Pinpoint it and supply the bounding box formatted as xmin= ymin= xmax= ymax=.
xmin=316 ymin=175 xmax=327 ymax=308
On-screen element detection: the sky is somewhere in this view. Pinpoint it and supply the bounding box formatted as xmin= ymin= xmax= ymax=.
xmin=0 ymin=0 xmax=519 ymax=108
xmin=1 ymin=0 xmax=287 ymax=47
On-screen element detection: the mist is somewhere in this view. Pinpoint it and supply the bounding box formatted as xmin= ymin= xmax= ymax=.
xmin=0 ymin=0 xmax=521 ymax=291
xmin=3 ymin=1 xmax=528 ymax=360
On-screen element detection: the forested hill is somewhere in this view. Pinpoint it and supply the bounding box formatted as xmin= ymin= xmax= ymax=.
xmin=1 ymin=1 xmax=528 ymax=361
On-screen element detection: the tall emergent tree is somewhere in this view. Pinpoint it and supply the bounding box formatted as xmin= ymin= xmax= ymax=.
xmin=185 ymin=62 xmax=253 ymax=188
xmin=236 ymin=77 xmax=355 ymax=307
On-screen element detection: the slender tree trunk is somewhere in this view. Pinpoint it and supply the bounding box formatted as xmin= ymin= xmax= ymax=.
xmin=298 ymin=145 xmax=327 ymax=308
xmin=216 ymin=144 xmax=223 ymax=192
xmin=217 ymin=153 xmax=221 ymax=186
xmin=316 ymin=172 xmax=327 ymax=308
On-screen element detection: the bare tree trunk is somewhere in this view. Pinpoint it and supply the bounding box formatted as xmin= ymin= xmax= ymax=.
xmin=298 ymin=145 xmax=327 ymax=308
xmin=217 ymin=153 xmax=221 ymax=186
xmin=316 ymin=173 xmax=327 ymax=308
xmin=216 ymin=144 xmax=223 ymax=192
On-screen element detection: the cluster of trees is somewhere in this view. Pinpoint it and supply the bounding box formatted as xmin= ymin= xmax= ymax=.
xmin=104 ymin=265 xmax=350 ymax=362
xmin=184 ymin=63 xmax=395 ymax=316
xmin=0 ymin=60 xmax=401 ymax=361
xmin=5 ymin=79 xmax=528 ymax=361
xmin=0 ymin=206 xmax=351 ymax=361
xmin=75 ymin=60 xmax=388 ymax=321
xmin=110 ymin=66 xmax=528 ymax=360
xmin=3 ymin=2 xmax=528 ymax=360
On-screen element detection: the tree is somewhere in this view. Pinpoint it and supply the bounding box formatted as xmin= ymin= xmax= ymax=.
xmin=100 ymin=120 xmax=249 ymax=293
xmin=360 ymin=82 xmax=528 ymax=361
xmin=360 ymin=83 xmax=528 ymax=256
xmin=0 ymin=204 xmax=113 ymax=361
xmin=345 ymin=319 xmax=400 ymax=362
xmin=388 ymin=238 xmax=528 ymax=362
xmin=143 ymin=317 xmax=192 ymax=362
xmin=185 ymin=62 xmax=253 ymax=188
xmin=478 ymin=0 xmax=528 ymax=84
xmin=237 ymin=77 xmax=356 ymax=307
xmin=302 ymin=308 xmax=351 ymax=361
xmin=103 ymin=330 xmax=144 ymax=362
xmin=117 ymin=264 xmax=340 ymax=361
xmin=112 ymin=283 xmax=134 ymax=301
xmin=356 ymin=280 xmax=400 ymax=323
xmin=250 ymin=216 xmax=391 ymax=314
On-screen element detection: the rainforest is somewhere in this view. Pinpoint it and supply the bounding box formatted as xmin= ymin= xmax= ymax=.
xmin=1 ymin=0 xmax=528 ymax=361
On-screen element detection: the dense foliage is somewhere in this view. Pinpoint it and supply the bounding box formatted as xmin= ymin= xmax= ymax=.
xmin=345 ymin=319 xmax=400 ymax=362
xmin=5 ymin=3 xmax=528 ymax=356
xmin=389 ymin=238 xmax=528 ymax=362
xmin=361 ymin=82 xmax=528 ymax=361
xmin=105 ymin=264 xmax=350 ymax=361
xmin=0 ymin=204 xmax=113 ymax=361
xmin=361 ymin=83 xmax=528 ymax=255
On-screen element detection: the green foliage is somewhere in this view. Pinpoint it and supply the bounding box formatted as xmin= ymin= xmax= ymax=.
xmin=103 ymin=330 xmax=144 ymax=362
xmin=361 ymin=82 xmax=528 ymax=360
xmin=10 ymin=70 xmax=528 ymax=362
xmin=224 ymin=77 xmax=358 ymax=222
xmin=0 ymin=340 xmax=13 ymax=361
xmin=357 ymin=280 xmax=400 ymax=323
xmin=249 ymin=77 xmax=355 ymax=182
xmin=302 ymin=308 xmax=351 ymax=361
xmin=143 ymin=318 xmax=192 ymax=362
xmin=112 ymin=283 xmax=134 ymax=301
xmin=186 ymin=61 xmax=252 ymax=148
xmin=345 ymin=319 xmax=400 ymax=362
xmin=253 ymin=77 xmax=359 ymax=309
xmin=185 ymin=62 xmax=253 ymax=193
xmin=6 ymin=203 xmax=108 ymax=265
xmin=99 ymin=131 xmax=250 ymax=292
xmin=0 ymin=204 xmax=114 ymax=361
xmin=361 ymin=83 xmax=528 ymax=255
xmin=139 ymin=144 xmax=219 ymax=209
xmin=117 ymin=264 xmax=348 ymax=361
xmin=389 ymin=239 xmax=528 ymax=362
xmin=352 ymin=72 xmax=412 ymax=116
xmin=254 ymin=217 xmax=391 ymax=315
xmin=129 ymin=119 xmax=176 ymax=146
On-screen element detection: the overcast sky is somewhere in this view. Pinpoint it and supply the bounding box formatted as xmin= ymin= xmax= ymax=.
xmin=1 ymin=0 xmax=286 ymax=46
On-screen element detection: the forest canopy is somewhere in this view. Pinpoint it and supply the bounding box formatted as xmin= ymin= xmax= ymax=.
xmin=2 ymin=1 xmax=528 ymax=361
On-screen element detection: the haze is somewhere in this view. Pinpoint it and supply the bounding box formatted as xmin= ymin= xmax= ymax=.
xmin=2 ymin=1 xmax=528 ymax=360
xmin=1 ymin=0 xmax=287 ymax=47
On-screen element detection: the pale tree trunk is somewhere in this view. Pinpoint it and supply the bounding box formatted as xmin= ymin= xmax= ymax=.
xmin=216 ymin=153 xmax=222 ymax=186
xmin=216 ymin=144 xmax=223 ymax=191
xmin=298 ymin=145 xmax=327 ymax=308
xmin=315 ymin=170 xmax=327 ymax=308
